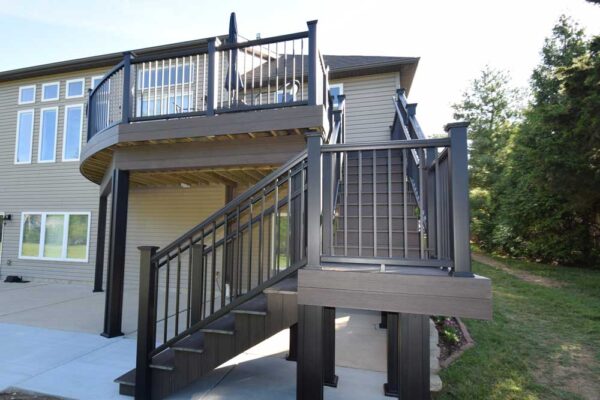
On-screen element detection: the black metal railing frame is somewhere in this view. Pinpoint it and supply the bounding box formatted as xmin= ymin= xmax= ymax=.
xmin=87 ymin=20 xmax=326 ymax=142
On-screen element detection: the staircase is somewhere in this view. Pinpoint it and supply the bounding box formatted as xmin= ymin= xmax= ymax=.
xmin=116 ymin=276 xmax=299 ymax=398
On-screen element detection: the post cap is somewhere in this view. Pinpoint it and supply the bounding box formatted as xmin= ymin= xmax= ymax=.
xmin=444 ymin=121 xmax=470 ymax=132
xmin=138 ymin=246 xmax=160 ymax=251
xmin=307 ymin=20 xmax=318 ymax=26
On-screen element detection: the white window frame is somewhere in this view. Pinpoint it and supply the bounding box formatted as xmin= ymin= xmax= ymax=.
xmin=18 ymin=85 xmax=36 ymax=105
xmin=14 ymin=109 xmax=35 ymax=164
xmin=65 ymin=78 xmax=85 ymax=99
xmin=91 ymin=75 xmax=104 ymax=90
xmin=38 ymin=106 xmax=59 ymax=163
xmin=41 ymin=81 xmax=60 ymax=102
xmin=18 ymin=211 xmax=91 ymax=262
xmin=62 ymin=104 xmax=84 ymax=162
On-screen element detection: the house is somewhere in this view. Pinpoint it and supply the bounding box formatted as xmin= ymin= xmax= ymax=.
xmin=0 ymin=17 xmax=491 ymax=400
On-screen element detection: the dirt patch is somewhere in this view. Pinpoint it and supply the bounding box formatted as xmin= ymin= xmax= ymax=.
xmin=0 ymin=389 xmax=66 ymax=400
xmin=472 ymin=253 xmax=563 ymax=288
xmin=435 ymin=317 xmax=474 ymax=368
xmin=532 ymin=344 xmax=600 ymax=400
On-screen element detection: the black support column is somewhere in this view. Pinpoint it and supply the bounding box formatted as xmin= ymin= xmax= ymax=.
xmin=297 ymin=304 xmax=324 ymax=400
xmin=323 ymin=306 xmax=338 ymax=387
xmin=93 ymin=194 xmax=108 ymax=292
xmin=287 ymin=323 xmax=297 ymax=361
xmin=102 ymin=169 xmax=130 ymax=338
xmin=384 ymin=312 xmax=399 ymax=396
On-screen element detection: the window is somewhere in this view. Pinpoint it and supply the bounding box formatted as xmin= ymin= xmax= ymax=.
xmin=91 ymin=76 xmax=104 ymax=90
xmin=62 ymin=104 xmax=83 ymax=161
xmin=66 ymin=79 xmax=84 ymax=98
xmin=19 ymin=212 xmax=90 ymax=261
xmin=18 ymin=85 xmax=36 ymax=104
xmin=329 ymin=84 xmax=343 ymax=109
xmin=42 ymin=82 xmax=60 ymax=101
xmin=38 ymin=107 xmax=58 ymax=162
xmin=15 ymin=110 xmax=34 ymax=164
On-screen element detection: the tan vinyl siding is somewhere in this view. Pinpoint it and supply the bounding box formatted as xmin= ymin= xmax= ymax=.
xmin=123 ymin=185 xmax=226 ymax=287
xmin=0 ymin=68 xmax=109 ymax=283
xmin=332 ymin=72 xmax=400 ymax=143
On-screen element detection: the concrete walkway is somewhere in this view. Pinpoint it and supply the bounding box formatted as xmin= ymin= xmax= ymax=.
xmin=0 ymin=280 xmax=440 ymax=399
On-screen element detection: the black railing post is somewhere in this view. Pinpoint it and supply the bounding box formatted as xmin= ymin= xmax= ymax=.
xmin=446 ymin=121 xmax=472 ymax=277
xmin=305 ymin=131 xmax=323 ymax=267
xmin=207 ymin=38 xmax=218 ymax=116
xmin=135 ymin=245 xmax=159 ymax=400
xmin=121 ymin=52 xmax=132 ymax=124
xmin=307 ymin=20 xmax=318 ymax=106
xmin=86 ymin=88 xmax=93 ymax=141
xmin=190 ymin=244 xmax=205 ymax=325
xmin=323 ymin=306 xmax=338 ymax=387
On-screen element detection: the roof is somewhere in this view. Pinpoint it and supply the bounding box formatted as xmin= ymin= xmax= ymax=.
xmin=0 ymin=38 xmax=419 ymax=92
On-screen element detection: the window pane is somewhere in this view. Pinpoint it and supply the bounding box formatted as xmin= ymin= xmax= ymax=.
xmin=16 ymin=111 xmax=34 ymax=163
xmin=40 ymin=109 xmax=57 ymax=161
xmin=64 ymin=106 xmax=82 ymax=160
xmin=92 ymin=77 xmax=103 ymax=90
xmin=19 ymin=87 xmax=35 ymax=103
xmin=43 ymin=214 xmax=64 ymax=258
xmin=67 ymin=215 xmax=89 ymax=260
xmin=43 ymin=84 xmax=59 ymax=100
xmin=67 ymin=80 xmax=84 ymax=97
xmin=21 ymin=214 xmax=41 ymax=257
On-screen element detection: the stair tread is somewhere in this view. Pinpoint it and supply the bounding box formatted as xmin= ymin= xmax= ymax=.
xmin=201 ymin=313 xmax=236 ymax=334
xmin=232 ymin=293 xmax=268 ymax=315
xmin=173 ymin=330 xmax=205 ymax=353
xmin=151 ymin=349 xmax=176 ymax=371
xmin=264 ymin=275 xmax=298 ymax=294
xmin=114 ymin=368 xmax=135 ymax=386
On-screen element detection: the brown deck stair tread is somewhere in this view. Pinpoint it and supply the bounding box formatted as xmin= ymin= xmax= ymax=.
xmin=263 ymin=275 xmax=298 ymax=294
xmin=201 ymin=313 xmax=236 ymax=335
xmin=232 ymin=293 xmax=268 ymax=315
xmin=172 ymin=330 xmax=205 ymax=353
xmin=150 ymin=349 xmax=176 ymax=371
xmin=114 ymin=368 xmax=135 ymax=386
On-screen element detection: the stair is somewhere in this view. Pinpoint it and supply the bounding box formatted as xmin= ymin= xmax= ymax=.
xmin=115 ymin=276 xmax=298 ymax=398
xmin=332 ymin=150 xmax=424 ymax=258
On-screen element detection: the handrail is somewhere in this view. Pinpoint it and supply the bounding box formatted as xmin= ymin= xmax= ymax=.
xmin=218 ymin=30 xmax=308 ymax=50
xmin=322 ymin=138 xmax=451 ymax=152
xmin=88 ymin=60 xmax=125 ymax=100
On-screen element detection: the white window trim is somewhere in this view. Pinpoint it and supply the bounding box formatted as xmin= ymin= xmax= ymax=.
xmin=18 ymin=85 xmax=36 ymax=105
xmin=91 ymin=75 xmax=104 ymax=90
xmin=14 ymin=109 xmax=35 ymax=165
xmin=62 ymin=104 xmax=84 ymax=162
xmin=38 ymin=106 xmax=59 ymax=163
xmin=18 ymin=211 xmax=91 ymax=263
xmin=65 ymin=78 xmax=85 ymax=99
xmin=41 ymin=81 xmax=60 ymax=102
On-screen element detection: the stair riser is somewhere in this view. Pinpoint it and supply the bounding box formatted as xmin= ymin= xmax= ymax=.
xmin=265 ymin=292 xmax=298 ymax=337
xmin=234 ymin=313 xmax=267 ymax=354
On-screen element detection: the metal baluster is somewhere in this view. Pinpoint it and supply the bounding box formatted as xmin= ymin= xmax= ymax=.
xmin=187 ymin=238 xmax=192 ymax=327
xmin=174 ymin=58 xmax=179 ymax=114
xmin=243 ymin=47 xmax=247 ymax=103
xmin=274 ymin=179 xmax=280 ymax=272
xmin=163 ymin=257 xmax=170 ymax=343
xmin=300 ymin=166 xmax=306 ymax=260
xmin=236 ymin=206 xmax=241 ymax=297
xmin=199 ymin=230 xmax=205 ymax=318
xmin=175 ymin=247 xmax=182 ymax=336
xmin=259 ymin=45 xmax=263 ymax=106
xmin=275 ymin=43 xmax=278 ymax=103
xmin=403 ymin=149 xmax=408 ymax=258
xmin=195 ymin=55 xmax=200 ymax=111
xmin=283 ymin=41 xmax=287 ymax=103
xmin=251 ymin=46 xmax=255 ymax=106
xmin=188 ymin=55 xmax=193 ymax=112
xmin=267 ymin=209 xmax=272 ymax=279
xmin=300 ymin=39 xmax=304 ymax=101
xmin=154 ymin=60 xmax=158 ymax=116
xmin=141 ymin=63 xmax=146 ymax=117
xmin=235 ymin=48 xmax=239 ymax=104
xmin=435 ymin=159 xmax=441 ymax=259
xmin=210 ymin=221 xmax=216 ymax=314
xmin=373 ymin=150 xmax=377 ymax=257
xmin=247 ymin=199 xmax=253 ymax=291
xmin=287 ymin=171 xmax=292 ymax=267
xmin=259 ymin=189 xmax=265 ymax=283
xmin=388 ymin=149 xmax=393 ymax=258
xmin=344 ymin=152 xmax=348 ymax=256
xmin=222 ymin=214 xmax=228 ymax=307
xmin=203 ymin=54 xmax=207 ymax=111
xmin=267 ymin=43 xmax=271 ymax=104
xmin=167 ymin=59 xmax=172 ymax=114
xmin=419 ymin=148 xmax=425 ymax=259
xmin=228 ymin=50 xmax=232 ymax=108
xmin=358 ymin=151 xmax=363 ymax=256
xmin=220 ymin=50 xmax=225 ymax=109
xmin=161 ymin=60 xmax=165 ymax=115
xmin=292 ymin=40 xmax=296 ymax=102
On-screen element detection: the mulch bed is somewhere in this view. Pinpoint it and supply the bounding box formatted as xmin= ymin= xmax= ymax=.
xmin=434 ymin=317 xmax=475 ymax=368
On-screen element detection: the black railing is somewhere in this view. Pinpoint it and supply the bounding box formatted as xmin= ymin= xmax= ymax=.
xmin=87 ymin=21 xmax=325 ymax=141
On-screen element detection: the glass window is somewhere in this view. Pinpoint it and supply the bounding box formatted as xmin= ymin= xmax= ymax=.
xmin=42 ymin=82 xmax=60 ymax=101
xmin=20 ymin=212 xmax=90 ymax=261
xmin=63 ymin=105 xmax=83 ymax=161
xmin=21 ymin=214 xmax=42 ymax=257
xmin=39 ymin=108 xmax=58 ymax=162
xmin=66 ymin=79 xmax=84 ymax=98
xmin=91 ymin=76 xmax=104 ymax=90
xmin=15 ymin=110 xmax=34 ymax=164
xmin=19 ymin=85 xmax=36 ymax=104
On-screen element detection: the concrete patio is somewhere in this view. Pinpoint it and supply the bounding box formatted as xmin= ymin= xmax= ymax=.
xmin=0 ymin=280 xmax=440 ymax=399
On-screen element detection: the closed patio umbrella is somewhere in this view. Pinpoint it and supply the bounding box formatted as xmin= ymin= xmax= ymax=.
xmin=224 ymin=12 xmax=244 ymax=98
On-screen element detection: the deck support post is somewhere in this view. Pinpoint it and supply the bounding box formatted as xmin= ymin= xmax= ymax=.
xmin=446 ymin=122 xmax=472 ymax=277
xmin=384 ymin=312 xmax=399 ymax=396
xmin=135 ymin=246 xmax=159 ymax=400
xmin=93 ymin=194 xmax=108 ymax=292
xmin=102 ymin=168 xmax=130 ymax=338
xmin=323 ymin=306 xmax=338 ymax=387
xmin=399 ymin=313 xmax=430 ymax=400
xmin=286 ymin=323 xmax=298 ymax=361
xmin=297 ymin=304 xmax=324 ymax=400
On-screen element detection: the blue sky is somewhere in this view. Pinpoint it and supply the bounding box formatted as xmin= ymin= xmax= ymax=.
xmin=1 ymin=0 xmax=599 ymax=135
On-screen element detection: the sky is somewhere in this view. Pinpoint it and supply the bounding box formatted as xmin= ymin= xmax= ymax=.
xmin=1 ymin=0 xmax=599 ymax=135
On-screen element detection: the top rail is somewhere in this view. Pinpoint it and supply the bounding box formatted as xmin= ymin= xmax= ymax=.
xmin=322 ymin=138 xmax=451 ymax=153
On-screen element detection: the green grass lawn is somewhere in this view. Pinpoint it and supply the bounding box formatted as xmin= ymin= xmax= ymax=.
xmin=433 ymin=257 xmax=600 ymax=400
